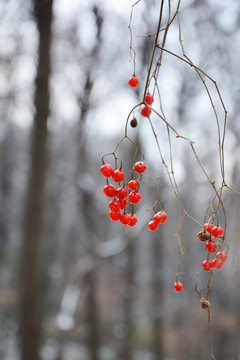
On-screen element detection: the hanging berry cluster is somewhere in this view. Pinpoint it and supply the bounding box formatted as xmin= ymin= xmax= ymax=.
xmin=148 ymin=210 xmax=167 ymax=232
xmin=100 ymin=160 xmax=149 ymax=227
xmin=198 ymin=223 xmax=228 ymax=271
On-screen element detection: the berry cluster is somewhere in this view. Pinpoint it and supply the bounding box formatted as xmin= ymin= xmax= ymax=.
xmin=100 ymin=161 xmax=147 ymax=227
xmin=198 ymin=223 xmax=228 ymax=271
xmin=148 ymin=210 xmax=168 ymax=232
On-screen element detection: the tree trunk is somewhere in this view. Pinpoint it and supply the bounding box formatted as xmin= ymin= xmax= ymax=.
xmin=0 ymin=133 xmax=11 ymax=249
xmin=19 ymin=1 xmax=53 ymax=359
xmin=151 ymin=230 xmax=164 ymax=357
xmin=74 ymin=8 xmax=103 ymax=359
xmin=121 ymin=235 xmax=135 ymax=360
xmin=86 ymin=268 xmax=100 ymax=360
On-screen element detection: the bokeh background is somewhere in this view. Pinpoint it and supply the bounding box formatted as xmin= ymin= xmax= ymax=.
xmin=1 ymin=0 xmax=240 ymax=359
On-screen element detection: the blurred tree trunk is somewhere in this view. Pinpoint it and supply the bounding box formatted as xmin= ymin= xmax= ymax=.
xmin=85 ymin=268 xmax=100 ymax=360
xmin=151 ymin=222 xmax=164 ymax=357
xmin=121 ymin=235 xmax=135 ymax=360
xmin=77 ymin=86 xmax=100 ymax=360
xmin=0 ymin=133 xmax=11 ymax=249
xmin=76 ymin=64 xmax=100 ymax=360
xmin=19 ymin=1 xmax=53 ymax=360
xmin=74 ymin=7 xmax=103 ymax=360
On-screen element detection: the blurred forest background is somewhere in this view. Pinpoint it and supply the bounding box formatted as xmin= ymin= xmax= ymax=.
xmin=1 ymin=0 xmax=240 ymax=359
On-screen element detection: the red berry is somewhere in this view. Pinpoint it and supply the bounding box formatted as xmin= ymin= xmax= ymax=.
xmin=216 ymin=251 xmax=228 ymax=263
xmin=127 ymin=179 xmax=139 ymax=191
xmin=128 ymin=191 xmax=141 ymax=204
xmin=109 ymin=210 xmax=121 ymax=221
xmin=108 ymin=198 xmax=128 ymax=210
xmin=205 ymin=240 xmax=217 ymax=253
xmin=128 ymin=75 xmax=139 ymax=87
xmin=153 ymin=210 xmax=168 ymax=224
xmin=145 ymin=93 xmax=154 ymax=105
xmin=134 ymin=161 xmax=147 ymax=174
xmin=202 ymin=259 xmax=211 ymax=271
xmin=128 ymin=214 xmax=138 ymax=227
xmin=100 ymin=163 xmax=114 ymax=178
xmin=118 ymin=198 xmax=128 ymax=210
xmin=116 ymin=187 xmax=128 ymax=199
xmin=109 ymin=199 xmax=121 ymax=211
xmin=148 ymin=220 xmax=159 ymax=232
xmin=103 ymin=184 xmax=116 ymax=198
xmin=174 ymin=281 xmax=183 ymax=292
xmin=211 ymin=225 xmax=224 ymax=238
xmin=120 ymin=213 xmax=130 ymax=225
xmin=203 ymin=223 xmax=213 ymax=233
xmin=211 ymin=258 xmax=224 ymax=269
xmin=112 ymin=169 xmax=125 ymax=182
xmin=141 ymin=106 xmax=151 ymax=117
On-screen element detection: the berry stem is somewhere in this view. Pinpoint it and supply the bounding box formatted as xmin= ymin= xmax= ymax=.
xmin=142 ymin=0 xmax=165 ymax=100
xmin=112 ymin=135 xmax=145 ymax=166
xmin=131 ymin=203 xmax=134 ymax=215
xmin=124 ymin=103 xmax=143 ymax=136
xmin=207 ymin=305 xmax=216 ymax=360
xmin=128 ymin=0 xmax=141 ymax=74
